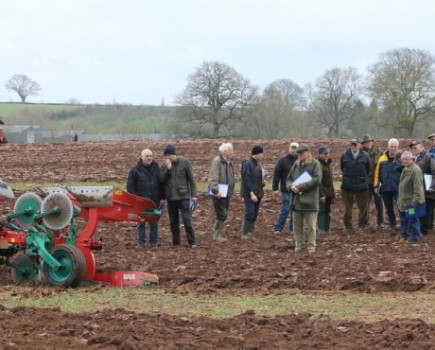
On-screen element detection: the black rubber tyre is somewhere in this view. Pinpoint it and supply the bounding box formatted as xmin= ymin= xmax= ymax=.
xmin=43 ymin=244 xmax=86 ymax=287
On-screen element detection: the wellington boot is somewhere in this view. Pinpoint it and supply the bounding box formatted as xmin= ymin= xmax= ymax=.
xmin=241 ymin=220 xmax=255 ymax=240
xmin=213 ymin=220 xmax=227 ymax=242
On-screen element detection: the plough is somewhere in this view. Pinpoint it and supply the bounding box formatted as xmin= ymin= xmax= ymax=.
xmin=0 ymin=180 xmax=161 ymax=287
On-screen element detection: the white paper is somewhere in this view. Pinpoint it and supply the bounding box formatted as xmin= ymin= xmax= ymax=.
xmin=292 ymin=170 xmax=313 ymax=186
xmin=207 ymin=184 xmax=229 ymax=198
xmin=424 ymin=174 xmax=433 ymax=191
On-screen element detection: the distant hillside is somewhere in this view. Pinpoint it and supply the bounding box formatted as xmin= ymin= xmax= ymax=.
xmin=0 ymin=102 xmax=176 ymax=135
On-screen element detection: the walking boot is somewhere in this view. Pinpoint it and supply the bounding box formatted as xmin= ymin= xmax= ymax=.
xmin=213 ymin=220 xmax=227 ymax=242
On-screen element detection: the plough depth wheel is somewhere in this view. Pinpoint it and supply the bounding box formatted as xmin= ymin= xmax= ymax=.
xmin=43 ymin=244 xmax=86 ymax=287
xmin=11 ymin=254 xmax=38 ymax=283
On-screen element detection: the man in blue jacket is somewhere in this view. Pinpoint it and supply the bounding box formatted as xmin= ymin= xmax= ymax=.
xmin=127 ymin=148 xmax=165 ymax=248
xmin=272 ymin=141 xmax=298 ymax=235
xmin=340 ymin=137 xmax=370 ymax=230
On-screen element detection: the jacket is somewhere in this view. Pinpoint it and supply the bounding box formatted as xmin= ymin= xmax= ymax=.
xmin=272 ymin=153 xmax=298 ymax=192
xmin=286 ymin=154 xmax=322 ymax=211
xmin=362 ymin=146 xmax=382 ymax=187
xmin=208 ymin=154 xmax=235 ymax=197
xmin=374 ymin=151 xmax=403 ymax=193
xmin=127 ymin=160 xmax=164 ymax=206
xmin=160 ymin=156 xmax=197 ymax=201
xmin=318 ymin=157 xmax=334 ymax=199
xmin=397 ymin=162 xmax=425 ymax=211
xmin=240 ymin=156 xmax=264 ymax=198
xmin=415 ymin=151 xmax=435 ymax=200
xmin=340 ymin=149 xmax=370 ymax=192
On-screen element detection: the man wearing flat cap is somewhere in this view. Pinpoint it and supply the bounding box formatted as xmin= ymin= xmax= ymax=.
xmin=240 ymin=145 xmax=265 ymax=240
xmin=410 ymin=139 xmax=435 ymax=236
xmin=272 ymin=141 xmax=299 ymax=235
xmin=361 ymin=135 xmax=384 ymax=228
xmin=286 ymin=143 xmax=322 ymax=253
xmin=340 ymin=137 xmax=370 ymax=231
xmin=316 ymin=146 xmax=334 ymax=233
xmin=160 ymin=144 xmax=198 ymax=248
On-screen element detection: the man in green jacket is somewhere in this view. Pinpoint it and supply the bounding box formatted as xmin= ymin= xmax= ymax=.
xmin=287 ymin=144 xmax=322 ymax=253
xmin=160 ymin=144 xmax=198 ymax=248
xmin=317 ymin=146 xmax=334 ymax=233
xmin=398 ymin=151 xmax=425 ymax=243
xmin=208 ymin=142 xmax=235 ymax=242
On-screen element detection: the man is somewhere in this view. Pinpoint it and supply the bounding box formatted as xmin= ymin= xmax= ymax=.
xmin=208 ymin=142 xmax=235 ymax=242
xmin=240 ymin=145 xmax=265 ymax=240
xmin=272 ymin=141 xmax=299 ymax=235
xmin=361 ymin=135 xmax=384 ymax=228
xmin=127 ymin=148 xmax=165 ymax=248
xmin=340 ymin=137 xmax=370 ymax=230
xmin=428 ymin=132 xmax=435 ymax=158
xmin=160 ymin=144 xmax=198 ymax=248
xmin=397 ymin=151 xmax=425 ymax=243
xmin=316 ymin=146 xmax=334 ymax=233
xmin=374 ymin=138 xmax=403 ymax=232
xmin=287 ymin=143 xmax=322 ymax=253
xmin=409 ymin=139 xmax=435 ymax=236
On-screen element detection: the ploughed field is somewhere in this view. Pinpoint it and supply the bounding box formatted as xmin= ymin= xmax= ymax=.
xmin=0 ymin=139 xmax=434 ymax=349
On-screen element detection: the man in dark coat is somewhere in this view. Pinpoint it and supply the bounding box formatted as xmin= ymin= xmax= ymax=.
xmin=361 ymin=135 xmax=384 ymax=228
xmin=410 ymin=140 xmax=435 ymax=236
xmin=272 ymin=141 xmax=298 ymax=235
xmin=240 ymin=145 xmax=265 ymax=240
xmin=317 ymin=146 xmax=334 ymax=233
xmin=340 ymin=137 xmax=370 ymax=230
xmin=127 ymin=148 xmax=165 ymax=248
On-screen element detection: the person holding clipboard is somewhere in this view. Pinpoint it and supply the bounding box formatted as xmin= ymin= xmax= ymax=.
xmin=286 ymin=143 xmax=322 ymax=253
xmin=208 ymin=142 xmax=235 ymax=242
xmin=397 ymin=151 xmax=425 ymax=243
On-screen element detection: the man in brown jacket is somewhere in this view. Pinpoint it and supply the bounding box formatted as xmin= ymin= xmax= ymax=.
xmin=208 ymin=142 xmax=235 ymax=242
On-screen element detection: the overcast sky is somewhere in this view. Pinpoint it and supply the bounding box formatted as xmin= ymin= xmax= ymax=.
xmin=1 ymin=0 xmax=434 ymax=105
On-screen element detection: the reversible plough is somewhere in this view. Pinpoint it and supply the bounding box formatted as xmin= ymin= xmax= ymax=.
xmin=0 ymin=181 xmax=160 ymax=287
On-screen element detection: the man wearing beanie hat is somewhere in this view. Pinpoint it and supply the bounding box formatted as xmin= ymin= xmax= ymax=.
xmin=316 ymin=146 xmax=334 ymax=233
xmin=286 ymin=143 xmax=321 ymax=253
xmin=160 ymin=144 xmax=198 ymax=247
xmin=240 ymin=145 xmax=265 ymax=240
xmin=272 ymin=141 xmax=299 ymax=235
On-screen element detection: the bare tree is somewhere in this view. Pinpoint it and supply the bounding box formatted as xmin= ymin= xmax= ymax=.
xmin=5 ymin=74 xmax=42 ymax=103
xmin=265 ymin=79 xmax=306 ymax=109
xmin=175 ymin=61 xmax=258 ymax=138
xmin=308 ymin=67 xmax=361 ymax=137
xmin=367 ymin=48 xmax=435 ymax=137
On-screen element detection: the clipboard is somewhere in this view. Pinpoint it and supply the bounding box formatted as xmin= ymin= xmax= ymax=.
xmin=292 ymin=170 xmax=313 ymax=186
xmin=405 ymin=202 xmax=426 ymax=219
xmin=207 ymin=184 xmax=229 ymax=198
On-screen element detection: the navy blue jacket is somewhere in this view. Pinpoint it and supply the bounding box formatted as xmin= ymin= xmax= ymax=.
xmin=340 ymin=149 xmax=370 ymax=192
xmin=127 ymin=160 xmax=165 ymax=206
xmin=272 ymin=154 xmax=297 ymax=193
xmin=377 ymin=152 xmax=403 ymax=193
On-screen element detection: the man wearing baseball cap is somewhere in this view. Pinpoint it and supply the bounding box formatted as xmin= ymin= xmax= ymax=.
xmin=272 ymin=141 xmax=299 ymax=235
xmin=428 ymin=132 xmax=435 ymax=158
xmin=340 ymin=137 xmax=370 ymax=231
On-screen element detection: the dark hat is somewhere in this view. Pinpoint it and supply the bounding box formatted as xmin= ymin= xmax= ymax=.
xmin=317 ymin=146 xmax=330 ymax=154
xmin=350 ymin=137 xmax=360 ymax=144
xmin=251 ymin=145 xmax=264 ymax=155
xmin=361 ymin=134 xmax=374 ymax=143
xmin=163 ymin=144 xmax=176 ymax=155
xmin=296 ymin=143 xmax=309 ymax=154
xmin=409 ymin=140 xmax=422 ymax=147
xmin=427 ymin=132 xmax=435 ymax=139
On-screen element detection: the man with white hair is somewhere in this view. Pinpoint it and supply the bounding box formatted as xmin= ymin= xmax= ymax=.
xmin=208 ymin=142 xmax=235 ymax=242
xmin=127 ymin=148 xmax=165 ymax=248
xmin=374 ymin=138 xmax=403 ymax=232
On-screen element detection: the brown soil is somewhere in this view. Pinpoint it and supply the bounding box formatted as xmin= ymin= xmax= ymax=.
xmin=1 ymin=138 xmax=434 ymax=349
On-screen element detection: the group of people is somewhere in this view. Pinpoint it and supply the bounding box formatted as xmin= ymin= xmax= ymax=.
xmin=127 ymin=134 xmax=435 ymax=251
